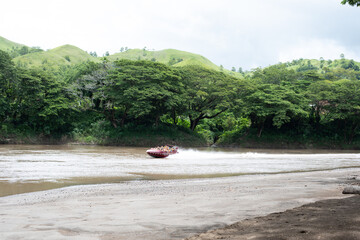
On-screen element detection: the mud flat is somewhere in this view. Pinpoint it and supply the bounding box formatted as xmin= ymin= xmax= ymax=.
xmin=0 ymin=169 xmax=358 ymax=240
xmin=185 ymin=196 xmax=360 ymax=240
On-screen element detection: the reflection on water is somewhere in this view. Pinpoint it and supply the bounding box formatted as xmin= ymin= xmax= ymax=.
xmin=0 ymin=144 xmax=360 ymax=197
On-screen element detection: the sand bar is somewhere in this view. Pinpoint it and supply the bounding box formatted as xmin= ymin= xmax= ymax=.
xmin=186 ymin=195 xmax=360 ymax=240
xmin=0 ymin=169 xmax=358 ymax=240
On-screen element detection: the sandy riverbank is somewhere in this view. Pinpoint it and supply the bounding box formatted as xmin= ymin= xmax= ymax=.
xmin=0 ymin=169 xmax=359 ymax=240
xmin=185 ymin=195 xmax=360 ymax=240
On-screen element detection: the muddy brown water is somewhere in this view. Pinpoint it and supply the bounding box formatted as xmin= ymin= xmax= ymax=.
xmin=1 ymin=144 xmax=360 ymax=197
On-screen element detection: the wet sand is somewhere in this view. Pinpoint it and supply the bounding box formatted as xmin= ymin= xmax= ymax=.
xmin=0 ymin=169 xmax=358 ymax=240
xmin=186 ymin=195 xmax=360 ymax=240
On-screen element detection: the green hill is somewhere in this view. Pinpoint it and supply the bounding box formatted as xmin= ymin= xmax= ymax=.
xmin=14 ymin=44 xmax=101 ymax=69
xmin=107 ymin=49 xmax=243 ymax=78
xmin=1 ymin=35 xmax=244 ymax=77
xmin=2 ymin=35 xmax=242 ymax=77
xmin=0 ymin=36 xmax=25 ymax=51
xmin=0 ymin=35 xmax=99 ymax=68
xmin=284 ymin=58 xmax=360 ymax=73
xmin=108 ymin=49 xmax=219 ymax=68
xmin=12 ymin=45 xmax=242 ymax=77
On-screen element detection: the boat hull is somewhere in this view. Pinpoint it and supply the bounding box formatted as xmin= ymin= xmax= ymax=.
xmin=146 ymin=149 xmax=170 ymax=158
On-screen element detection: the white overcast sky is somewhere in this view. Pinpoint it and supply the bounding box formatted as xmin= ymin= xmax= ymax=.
xmin=1 ymin=0 xmax=360 ymax=70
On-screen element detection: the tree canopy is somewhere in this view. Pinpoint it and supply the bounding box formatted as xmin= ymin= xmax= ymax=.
xmin=178 ymin=65 xmax=240 ymax=131
xmin=341 ymin=0 xmax=360 ymax=6
xmin=1 ymin=50 xmax=360 ymax=147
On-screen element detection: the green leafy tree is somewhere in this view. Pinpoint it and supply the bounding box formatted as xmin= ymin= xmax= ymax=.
xmin=307 ymin=79 xmax=360 ymax=143
xmin=14 ymin=69 xmax=75 ymax=134
xmin=341 ymin=0 xmax=360 ymax=6
xmin=342 ymin=59 xmax=360 ymax=71
xmin=89 ymin=51 xmax=97 ymax=57
xmin=19 ymin=46 xmax=29 ymax=56
xmin=178 ymin=66 xmax=239 ymax=131
xmin=252 ymin=64 xmax=298 ymax=85
xmin=327 ymin=80 xmax=360 ymax=143
xmin=244 ymin=66 xmax=308 ymax=137
xmin=0 ymin=50 xmax=17 ymax=123
xmin=104 ymin=60 xmax=183 ymax=127
xmin=306 ymin=80 xmax=333 ymax=130
xmin=69 ymin=61 xmax=112 ymax=117
xmin=243 ymin=83 xmax=308 ymax=137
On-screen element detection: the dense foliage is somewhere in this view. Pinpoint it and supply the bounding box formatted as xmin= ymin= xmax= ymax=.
xmin=1 ymin=49 xmax=360 ymax=148
xmin=341 ymin=0 xmax=360 ymax=6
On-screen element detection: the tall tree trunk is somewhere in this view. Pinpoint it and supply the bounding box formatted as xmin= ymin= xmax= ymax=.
xmin=171 ymin=108 xmax=177 ymax=125
xmin=257 ymin=120 xmax=265 ymax=138
xmin=120 ymin=109 xmax=127 ymax=128
xmin=110 ymin=109 xmax=117 ymax=128
xmin=155 ymin=115 xmax=160 ymax=126
xmin=190 ymin=118 xmax=200 ymax=131
xmin=348 ymin=122 xmax=358 ymax=144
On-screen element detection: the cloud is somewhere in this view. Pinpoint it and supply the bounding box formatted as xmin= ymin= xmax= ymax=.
xmin=1 ymin=0 xmax=360 ymax=70
xmin=278 ymin=38 xmax=359 ymax=63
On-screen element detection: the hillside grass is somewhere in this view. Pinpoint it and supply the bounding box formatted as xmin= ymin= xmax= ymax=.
xmin=14 ymin=44 xmax=101 ymax=69
xmin=285 ymin=58 xmax=360 ymax=73
xmin=107 ymin=48 xmax=243 ymax=78
xmin=0 ymin=36 xmax=25 ymax=51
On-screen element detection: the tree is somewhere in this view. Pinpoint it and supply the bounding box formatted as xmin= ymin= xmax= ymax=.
xmin=19 ymin=46 xmax=29 ymax=56
xmin=243 ymin=83 xmax=308 ymax=137
xmin=89 ymin=51 xmax=97 ymax=57
xmin=307 ymin=79 xmax=360 ymax=143
xmin=306 ymin=80 xmax=333 ymax=130
xmin=71 ymin=61 xmax=112 ymax=112
xmin=341 ymin=0 xmax=360 ymax=6
xmin=14 ymin=68 xmax=75 ymax=134
xmin=0 ymin=50 xmax=17 ymax=123
xmin=244 ymin=66 xmax=308 ymax=137
xmin=342 ymin=59 xmax=360 ymax=71
xmin=326 ymin=80 xmax=360 ymax=143
xmin=252 ymin=64 xmax=298 ymax=86
xmin=104 ymin=60 xmax=183 ymax=127
xmin=178 ymin=66 xmax=239 ymax=131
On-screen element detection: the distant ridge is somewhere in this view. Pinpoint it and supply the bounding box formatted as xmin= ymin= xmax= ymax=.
xmin=0 ymin=36 xmax=25 ymax=51
xmin=107 ymin=48 xmax=243 ymax=78
xmin=9 ymin=35 xmax=360 ymax=78
xmin=274 ymin=57 xmax=360 ymax=74
xmin=1 ymin=35 xmax=243 ymax=77
xmin=108 ymin=49 xmax=219 ymax=69
xmin=14 ymin=44 xmax=101 ymax=68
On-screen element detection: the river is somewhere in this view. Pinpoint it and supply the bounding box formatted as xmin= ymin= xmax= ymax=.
xmin=1 ymin=144 xmax=360 ymax=197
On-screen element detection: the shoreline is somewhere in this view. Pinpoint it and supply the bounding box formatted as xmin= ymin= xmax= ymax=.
xmin=1 ymin=136 xmax=360 ymax=150
xmin=0 ymin=168 xmax=358 ymax=240
xmin=185 ymin=195 xmax=360 ymax=240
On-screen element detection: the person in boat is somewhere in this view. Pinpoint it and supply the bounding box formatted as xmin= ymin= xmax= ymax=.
xmin=154 ymin=145 xmax=176 ymax=153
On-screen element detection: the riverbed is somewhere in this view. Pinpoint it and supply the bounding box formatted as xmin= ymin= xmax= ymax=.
xmin=1 ymin=144 xmax=360 ymax=197
xmin=0 ymin=145 xmax=359 ymax=239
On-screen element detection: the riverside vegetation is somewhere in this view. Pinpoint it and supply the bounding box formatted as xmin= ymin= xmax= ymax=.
xmin=0 ymin=36 xmax=360 ymax=149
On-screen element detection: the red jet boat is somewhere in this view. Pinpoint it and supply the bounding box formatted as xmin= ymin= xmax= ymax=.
xmin=146 ymin=145 xmax=178 ymax=158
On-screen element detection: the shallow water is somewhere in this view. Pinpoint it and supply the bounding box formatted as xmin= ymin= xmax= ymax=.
xmin=0 ymin=144 xmax=359 ymax=197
